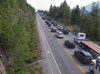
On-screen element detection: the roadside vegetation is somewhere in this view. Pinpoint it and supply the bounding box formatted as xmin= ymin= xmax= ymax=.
xmin=0 ymin=0 xmax=42 ymax=74
xmin=39 ymin=1 xmax=100 ymax=41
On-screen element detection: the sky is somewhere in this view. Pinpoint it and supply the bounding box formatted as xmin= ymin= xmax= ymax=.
xmin=27 ymin=0 xmax=100 ymax=11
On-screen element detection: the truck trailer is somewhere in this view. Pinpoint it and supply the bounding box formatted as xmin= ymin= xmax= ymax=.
xmin=79 ymin=41 xmax=100 ymax=55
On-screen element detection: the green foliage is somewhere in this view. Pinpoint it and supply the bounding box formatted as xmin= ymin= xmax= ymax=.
xmin=0 ymin=0 xmax=39 ymax=74
xmin=73 ymin=25 xmax=80 ymax=32
xmin=48 ymin=1 xmax=71 ymax=24
xmin=71 ymin=3 xmax=100 ymax=41
xmin=59 ymin=1 xmax=71 ymax=24
xmin=46 ymin=0 xmax=100 ymax=41
xmin=71 ymin=5 xmax=81 ymax=26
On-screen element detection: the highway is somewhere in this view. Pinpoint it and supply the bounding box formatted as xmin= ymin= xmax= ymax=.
xmin=36 ymin=13 xmax=90 ymax=74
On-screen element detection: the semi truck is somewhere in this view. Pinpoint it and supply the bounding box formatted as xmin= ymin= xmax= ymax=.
xmin=89 ymin=57 xmax=100 ymax=74
xmin=74 ymin=32 xmax=100 ymax=55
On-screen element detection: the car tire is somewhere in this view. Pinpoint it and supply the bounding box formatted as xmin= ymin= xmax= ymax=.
xmin=90 ymin=70 xmax=94 ymax=74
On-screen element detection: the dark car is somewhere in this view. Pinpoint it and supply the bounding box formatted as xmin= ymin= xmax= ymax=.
xmin=45 ymin=20 xmax=49 ymax=24
xmin=51 ymin=27 xmax=57 ymax=32
xmin=47 ymin=22 xmax=52 ymax=27
xmin=42 ymin=16 xmax=45 ymax=20
xmin=74 ymin=50 xmax=94 ymax=64
xmin=53 ymin=22 xmax=58 ymax=26
xmin=46 ymin=17 xmax=51 ymax=21
xmin=51 ymin=20 xmax=55 ymax=24
xmin=65 ymin=40 xmax=75 ymax=48
xmin=62 ymin=28 xmax=69 ymax=34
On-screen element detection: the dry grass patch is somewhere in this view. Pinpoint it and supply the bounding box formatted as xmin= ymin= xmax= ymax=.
xmin=29 ymin=62 xmax=43 ymax=74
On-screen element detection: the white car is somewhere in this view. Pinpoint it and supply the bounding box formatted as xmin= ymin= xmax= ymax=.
xmin=49 ymin=25 xmax=53 ymax=29
xmin=56 ymin=25 xmax=60 ymax=28
xmin=58 ymin=26 xmax=63 ymax=30
xmin=55 ymin=31 xmax=64 ymax=38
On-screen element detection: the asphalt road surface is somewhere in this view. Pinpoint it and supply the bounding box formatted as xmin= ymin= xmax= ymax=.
xmin=36 ymin=13 xmax=90 ymax=74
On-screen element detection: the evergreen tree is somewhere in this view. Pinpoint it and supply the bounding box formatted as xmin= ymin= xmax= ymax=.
xmin=90 ymin=2 xmax=100 ymax=40
xmin=71 ymin=5 xmax=81 ymax=26
xmin=49 ymin=4 xmax=52 ymax=16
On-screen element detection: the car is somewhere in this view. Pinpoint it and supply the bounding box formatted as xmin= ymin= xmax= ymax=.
xmin=56 ymin=24 xmax=60 ymax=28
xmin=42 ymin=16 xmax=45 ymax=20
xmin=49 ymin=25 xmax=53 ymax=29
xmin=62 ymin=28 xmax=69 ymax=34
xmin=74 ymin=38 xmax=84 ymax=44
xmin=65 ymin=40 xmax=76 ymax=48
xmin=74 ymin=50 xmax=94 ymax=64
xmin=45 ymin=20 xmax=49 ymax=24
xmin=51 ymin=20 xmax=55 ymax=24
xmin=53 ymin=22 xmax=58 ymax=26
xmin=58 ymin=26 xmax=63 ymax=30
xmin=46 ymin=17 xmax=51 ymax=21
xmin=55 ymin=31 xmax=64 ymax=38
xmin=47 ymin=22 xmax=52 ymax=27
xmin=51 ymin=27 xmax=57 ymax=32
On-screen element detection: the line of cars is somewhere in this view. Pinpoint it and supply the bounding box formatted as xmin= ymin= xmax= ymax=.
xmin=38 ymin=12 xmax=94 ymax=64
xmin=39 ymin=13 xmax=76 ymax=48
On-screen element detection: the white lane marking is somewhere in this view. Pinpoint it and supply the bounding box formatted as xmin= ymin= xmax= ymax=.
xmin=40 ymin=20 xmax=62 ymax=74
xmin=36 ymin=15 xmax=53 ymax=74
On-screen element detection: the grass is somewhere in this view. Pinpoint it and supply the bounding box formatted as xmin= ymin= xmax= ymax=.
xmin=34 ymin=15 xmax=41 ymax=58
xmin=31 ymin=14 xmax=43 ymax=74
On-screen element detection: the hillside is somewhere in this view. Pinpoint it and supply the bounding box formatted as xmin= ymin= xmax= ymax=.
xmin=81 ymin=0 xmax=100 ymax=12
xmin=0 ymin=0 xmax=42 ymax=74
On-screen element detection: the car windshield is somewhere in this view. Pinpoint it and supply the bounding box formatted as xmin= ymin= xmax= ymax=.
xmin=53 ymin=27 xmax=56 ymax=29
xmin=80 ymin=34 xmax=84 ymax=37
xmin=69 ymin=41 xmax=74 ymax=43
xmin=59 ymin=32 xmax=63 ymax=35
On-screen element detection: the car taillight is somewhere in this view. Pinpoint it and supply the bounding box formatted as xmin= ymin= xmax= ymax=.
xmin=69 ymin=44 xmax=71 ymax=45
xmin=83 ymin=58 xmax=87 ymax=60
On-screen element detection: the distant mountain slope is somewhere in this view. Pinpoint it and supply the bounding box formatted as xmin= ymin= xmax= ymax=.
xmin=81 ymin=0 xmax=100 ymax=12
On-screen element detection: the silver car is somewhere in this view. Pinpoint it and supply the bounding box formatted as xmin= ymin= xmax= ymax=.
xmin=49 ymin=25 xmax=53 ymax=29
xmin=58 ymin=26 xmax=63 ymax=30
xmin=55 ymin=31 xmax=64 ymax=38
xmin=74 ymin=38 xmax=84 ymax=44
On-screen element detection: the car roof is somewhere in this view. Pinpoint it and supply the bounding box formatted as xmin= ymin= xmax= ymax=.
xmin=59 ymin=26 xmax=63 ymax=27
xmin=58 ymin=31 xmax=62 ymax=34
xmin=81 ymin=50 xmax=92 ymax=56
xmin=66 ymin=40 xmax=74 ymax=43
xmin=69 ymin=40 xmax=74 ymax=43
xmin=52 ymin=27 xmax=56 ymax=29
